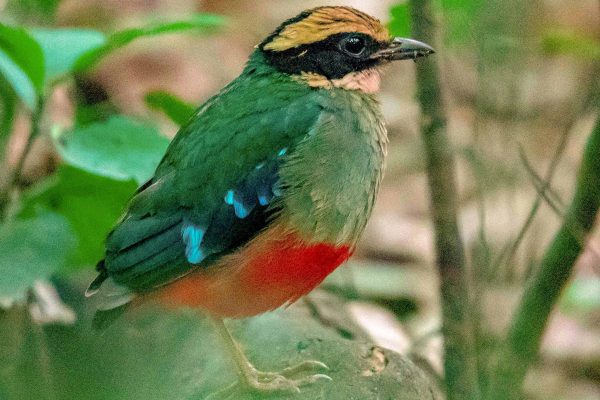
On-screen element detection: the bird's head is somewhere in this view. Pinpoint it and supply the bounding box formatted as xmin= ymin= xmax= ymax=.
xmin=258 ymin=6 xmax=434 ymax=93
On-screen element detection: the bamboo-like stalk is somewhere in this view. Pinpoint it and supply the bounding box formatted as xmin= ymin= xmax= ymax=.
xmin=409 ymin=1 xmax=480 ymax=399
xmin=488 ymin=116 xmax=600 ymax=400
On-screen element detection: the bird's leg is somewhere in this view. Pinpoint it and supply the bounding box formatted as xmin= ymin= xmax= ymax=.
xmin=208 ymin=315 xmax=331 ymax=394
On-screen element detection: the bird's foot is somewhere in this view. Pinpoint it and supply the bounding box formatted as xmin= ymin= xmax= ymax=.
xmin=248 ymin=360 xmax=331 ymax=391
xmin=206 ymin=360 xmax=331 ymax=399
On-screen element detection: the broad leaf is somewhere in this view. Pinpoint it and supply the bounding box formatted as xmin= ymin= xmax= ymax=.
xmin=55 ymin=116 xmax=169 ymax=185
xmin=0 ymin=24 xmax=44 ymax=109
xmin=29 ymin=28 xmax=106 ymax=83
xmin=145 ymin=90 xmax=195 ymax=126
xmin=389 ymin=3 xmax=411 ymax=38
xmin=19 ymin=166 xmax=137 ymax=268
xmin=74 ymin=14 xmax=225 ymax=72
xmin=0 ymin=213 xmax=75 ymax=302
xmin=0 ymin=49 xmax=36 ymax=110
xmin=74 ymin=102 xmax=118 ymax=127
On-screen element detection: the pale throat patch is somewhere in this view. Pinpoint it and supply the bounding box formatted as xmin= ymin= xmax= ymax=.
xmin=299 ymin=69 xmax=381 ymax=94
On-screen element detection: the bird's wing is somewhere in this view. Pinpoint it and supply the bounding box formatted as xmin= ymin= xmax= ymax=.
xmin=93 ymin=76 xmax=324 ymax=293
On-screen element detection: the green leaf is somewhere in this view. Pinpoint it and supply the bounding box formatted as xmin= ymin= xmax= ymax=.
xmin=74 ymin=13 xmax=225 ymax=72
xmin=145 ymin=90 xmax=195 ymax=126
xmin=29 ymin=28 xmax=106 ymax=83
xmin=0 ymin=212 xmax=75 ymax=302
xmin=74 ymin=101 xmax=118 ymax=126
xmin=542 ymin=30 xmax=600 ymax=60
xmin=0 ymin=76 xmax=16 ymax=138
xmin=55 ymin=116 xmax=169 ymax=185
xmin=0 ymin=25 xmax=44 ymax=92
xmin=0 ymin=24 xmax=44 ymax=109
xmin=0 ymin=48 xmax=36 ymax=110
xmin=19 ymin=166 xmax=137 ymax=269
xmin=389 ymin=3 xmax=411 ymax=38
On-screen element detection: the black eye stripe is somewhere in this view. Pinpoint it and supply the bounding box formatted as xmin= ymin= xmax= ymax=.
xmin=261 ymin=32 xmax=386 ymax=80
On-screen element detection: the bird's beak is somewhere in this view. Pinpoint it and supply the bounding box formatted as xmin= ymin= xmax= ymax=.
xmin=373 ymin=37 xmax=435 ymax=61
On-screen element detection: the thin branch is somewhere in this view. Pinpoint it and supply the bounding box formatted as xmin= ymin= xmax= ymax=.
xmin=490 ymin=117 xmax=575 ymax=282
xmin=487 ymin=115 xmax=600 ymax=400
xmin=517 ymin=145 xmax=566 ymax=216
xmin=409 ymin=1 xmax=480 ymax=399
xmin=0 ymin=97 xmax=44 ymax=220
xmin=519 ymin=144 xmax=600 ymax=265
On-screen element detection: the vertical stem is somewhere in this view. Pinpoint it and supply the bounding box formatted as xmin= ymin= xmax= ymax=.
xmin=0 ymin=97 xmax=44 ymax=220
xmin=409 ymin=1 xmax=480 ymax=399
xmin=488 ymin=116 xmax=600 ymax=400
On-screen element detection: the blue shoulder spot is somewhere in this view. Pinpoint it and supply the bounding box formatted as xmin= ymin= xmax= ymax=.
xmin=257 ymin=193 xmax=270 ymax=206
xmin=186 ymin=246 xmax=205 ymax=264
xmin=222 ymin=156 xmax=284 ymax=218
xmin=224 ymin=190 xmax=234 ymax=205
xmin=223 ymin=187 xmax=258 ymax=219
xmin=232 ymin=190 xmax=254 ymax=219
xmin=182 ymin=224 xmax=206 ymax=264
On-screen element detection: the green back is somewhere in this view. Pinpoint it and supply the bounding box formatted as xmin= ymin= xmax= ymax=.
xmin=99 ymin=51 xmax=387 ymax=291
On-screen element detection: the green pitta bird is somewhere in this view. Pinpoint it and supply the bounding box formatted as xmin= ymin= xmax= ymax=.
xmin=87 ymin=5 xmax=434 ymax=395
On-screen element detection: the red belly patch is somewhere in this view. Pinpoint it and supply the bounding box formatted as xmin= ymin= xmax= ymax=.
xmin=153 ymin=224 xmax=352 ymax=318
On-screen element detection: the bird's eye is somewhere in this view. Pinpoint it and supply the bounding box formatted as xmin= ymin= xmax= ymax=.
xmin=341 ymin=36 xmax=366 ymax=56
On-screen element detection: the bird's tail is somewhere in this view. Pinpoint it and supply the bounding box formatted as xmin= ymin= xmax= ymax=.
xmin=87 ymin=259 xmax=135 ymax=331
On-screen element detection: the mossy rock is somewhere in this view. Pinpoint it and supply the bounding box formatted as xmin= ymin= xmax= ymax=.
xmin=0 ymin=287 xmax=438 ymax=400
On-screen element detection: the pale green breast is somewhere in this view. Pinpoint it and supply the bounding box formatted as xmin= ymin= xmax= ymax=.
xmin=278 ymin=88 xmax=388 ymax=246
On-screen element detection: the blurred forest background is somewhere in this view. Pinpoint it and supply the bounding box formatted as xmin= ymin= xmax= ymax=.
xmin=0 ymin=0 xmax=599 ymax=399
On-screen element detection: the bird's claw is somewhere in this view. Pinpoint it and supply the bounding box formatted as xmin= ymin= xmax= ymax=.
xmin=206 ymin=360 xmax=331 ymax=399
xmin=280 ymin=360 xmax=329 ymax=375
xmin=250 ymin=372 xmax=332 ymax=392
xmin=248 ymin=360 xmax=331 ymax=392
xmin=259 ymin=360 xmax=329 ymax=379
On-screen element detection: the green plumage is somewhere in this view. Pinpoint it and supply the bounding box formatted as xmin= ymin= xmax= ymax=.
xmin=85 ymin=6 xmax=437 ymax=394
xmin=97 ymin=51 xmax=387 ymax=293
xmin=279 ymin=88 xmax=387 ymax=245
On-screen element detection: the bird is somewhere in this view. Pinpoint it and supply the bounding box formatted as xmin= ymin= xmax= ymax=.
xmin=86 ymin=5 xmax=434 ymax=395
